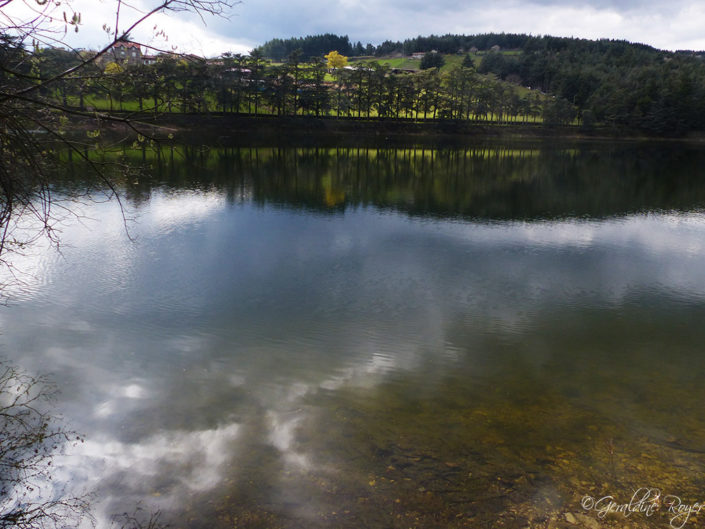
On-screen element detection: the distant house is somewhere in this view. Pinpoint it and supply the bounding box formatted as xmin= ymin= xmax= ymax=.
xmin=142 ymin=54 xmax=158 ymax=66
xmin=109 ymin=41 xmax=142 ymax=66
xmin=490 ymin=45 xmax=501 ymax=52
xmin=411 ymin=50 xmax=437 ymax=60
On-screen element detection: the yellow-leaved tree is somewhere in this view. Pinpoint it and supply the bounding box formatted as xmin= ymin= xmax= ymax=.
xmin=104 ymin=61 xmax=124 ymax=74
xmin=325 ymin=50 xmax=348 ymax=69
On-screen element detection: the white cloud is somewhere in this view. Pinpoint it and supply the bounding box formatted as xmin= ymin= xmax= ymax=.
xmin=3 ymin=0 xmax=251 ymax=55
xmin=128 ymin=7 xmax=253 ymax=56
xmin=52 ymin=422 xmax=241 ymax=528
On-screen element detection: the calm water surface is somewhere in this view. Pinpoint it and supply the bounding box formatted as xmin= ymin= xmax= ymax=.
xmin=3 ymin=143 xmax=705 ymax=528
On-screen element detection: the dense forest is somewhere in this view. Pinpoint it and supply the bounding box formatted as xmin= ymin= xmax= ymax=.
xmin=255 ymin=34 xmax=361 ymax=61
xmin=473 ymin=35 xmax=705 ymax=136
xmin=6 ymin=31 xmax=705 ymax=136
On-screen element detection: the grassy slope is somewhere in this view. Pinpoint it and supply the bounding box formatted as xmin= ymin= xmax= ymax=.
xmin=349 ymin=52 xmax=541 ymax=100
xmin=349 ymin=56 xmax=421 ymax=71
xmin=350 ymin=50 xmax=519 ymax=71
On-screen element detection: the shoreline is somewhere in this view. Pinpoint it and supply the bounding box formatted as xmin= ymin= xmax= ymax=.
xmin=85 ymin=112 xmax=705 ymax=146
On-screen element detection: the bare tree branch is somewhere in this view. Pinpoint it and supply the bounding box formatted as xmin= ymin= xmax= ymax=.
xmin=0 ymin=0 xmax=238 ymax=279
xmin=1 ymin=0 xmax=238 ymax=103
xmin=0 ymin=362 xmax=92 ymax=529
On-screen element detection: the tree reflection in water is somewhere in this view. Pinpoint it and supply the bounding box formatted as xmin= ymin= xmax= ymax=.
xmin=0 ymin=362 xmax=169 ymax=529
xmin=0 ymin=362 xmax=89 ymax=528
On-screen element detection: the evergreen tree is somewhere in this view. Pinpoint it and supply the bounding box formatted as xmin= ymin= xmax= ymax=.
xmin=420 ymin=52 xmax=445 ymax=70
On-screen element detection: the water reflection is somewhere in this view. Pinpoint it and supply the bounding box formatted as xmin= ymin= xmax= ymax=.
xmin=56 ymin=142 xmax=705 ymax=219
xmin=0 ymin=362 xmax=90 ymax=529
xmin=3 ymin=143 xmax=705 ymax=528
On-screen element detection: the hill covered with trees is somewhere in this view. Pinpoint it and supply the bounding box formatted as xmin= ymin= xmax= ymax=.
xmin=473 ymin=35 xmax=705 ymax=136
xmin=254 ymin=32 xmax=705 ymax=135
xmin=255 ymin=33 xmax=533 ymax=59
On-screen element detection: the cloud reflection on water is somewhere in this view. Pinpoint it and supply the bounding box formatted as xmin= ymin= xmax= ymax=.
xmin=2 ymin=183 xmax=705 ymax=525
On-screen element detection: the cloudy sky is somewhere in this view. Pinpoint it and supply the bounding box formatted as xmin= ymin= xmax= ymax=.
xmin=5 ymin=0 xmax=705 ymax=56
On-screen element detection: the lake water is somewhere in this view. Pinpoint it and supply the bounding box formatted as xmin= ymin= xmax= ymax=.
xmin=3 ymin=142 xmax=705 ymax=529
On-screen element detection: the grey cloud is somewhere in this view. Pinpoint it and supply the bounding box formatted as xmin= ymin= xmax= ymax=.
xmin=523 ymin=0 xmax=677 ymax=8
xmin=209 ymin=0 xmax=697 ymax=51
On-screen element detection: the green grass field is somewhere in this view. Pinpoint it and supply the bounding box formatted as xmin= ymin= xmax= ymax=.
xmin=349 ymin=49 xmax=521 ymax=71
xmin=351 ymin=57 xmax=422 ymax=70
